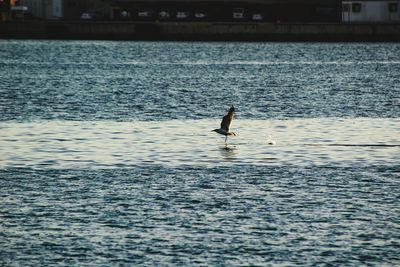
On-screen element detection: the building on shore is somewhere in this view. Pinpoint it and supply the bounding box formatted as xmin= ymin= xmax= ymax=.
xmin=16 ymin=0 xmax=63 ymax=20
xmin=342 ymin=0 xmax=400 ymax=22
xmin=0 ymin=0 xmax=11 ymax=21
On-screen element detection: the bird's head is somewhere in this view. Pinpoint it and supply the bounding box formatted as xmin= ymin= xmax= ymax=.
xmin=229 ymin=105 xmax=235 ymax=113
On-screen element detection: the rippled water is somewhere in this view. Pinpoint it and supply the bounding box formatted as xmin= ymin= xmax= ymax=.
xmin=2 ymin=166 xmax=399 ymax=266
xmin=1 ymin=41 xmax=400 ymax=121
xmin=0 ymin=118 xmax=399 ymax=168
xmin=1 ymin=40 xmax=400 ymax=266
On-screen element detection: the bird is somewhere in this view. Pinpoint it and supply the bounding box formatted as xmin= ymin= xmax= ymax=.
xmin=212 ymin=105 xmax=236 ymax=145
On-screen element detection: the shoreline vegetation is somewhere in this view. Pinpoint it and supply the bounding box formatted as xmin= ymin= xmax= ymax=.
xmin=1 ymin=21 xmax=400 ymax=41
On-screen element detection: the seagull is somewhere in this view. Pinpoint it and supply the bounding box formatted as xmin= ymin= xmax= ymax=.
xmin=212 ymin=105 xmax=236 ymax=145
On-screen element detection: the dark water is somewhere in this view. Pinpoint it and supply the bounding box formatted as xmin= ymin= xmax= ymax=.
xmin=1 ymin=41 xmax=399 ymax=121
xmin=1 ymin=166 xmax=399 ymax=266
xmin=1 ymin=40 xmax=399 ymax=266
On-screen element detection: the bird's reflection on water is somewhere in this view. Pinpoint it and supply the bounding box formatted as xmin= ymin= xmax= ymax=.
xmin=219 ymin=145 xmax=237 ymax=161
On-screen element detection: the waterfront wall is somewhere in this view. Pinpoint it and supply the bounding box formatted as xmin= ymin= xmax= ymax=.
xmin=1 ymin=21 xmax=400 ymax=41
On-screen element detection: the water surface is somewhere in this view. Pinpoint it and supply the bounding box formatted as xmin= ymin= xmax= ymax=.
xmin=1 ymin=40 xmax=399 ymax=266
xmin=1 ymin=41 xmax=399 ymax=121
xmin=0 ymin=118 xmax=398 ymax=168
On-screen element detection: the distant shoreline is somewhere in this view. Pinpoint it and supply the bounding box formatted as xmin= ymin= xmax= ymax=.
xmin=1 ymin=21 xmax=400 ymax=42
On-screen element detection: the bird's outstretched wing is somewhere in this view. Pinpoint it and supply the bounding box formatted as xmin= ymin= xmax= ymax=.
xmin=220 ymin=106 xmax=235 ymax=132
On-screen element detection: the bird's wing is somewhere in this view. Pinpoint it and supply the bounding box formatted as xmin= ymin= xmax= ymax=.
xmin=220 ymin=110 xmax=234 ymax=131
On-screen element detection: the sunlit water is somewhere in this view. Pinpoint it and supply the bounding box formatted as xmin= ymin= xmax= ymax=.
xmin=1 ymin=40 xmax=399 ymax=266
xmin=0 ymin=118 xmax=399 ymax=168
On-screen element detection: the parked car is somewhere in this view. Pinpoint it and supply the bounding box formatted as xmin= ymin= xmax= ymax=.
xmin=233 ymin=8 xmax=244 ymax=19
xmin=81 ymin=12 xmax=93 ymax=20
xmin=252 ymin=14 xmax=263 ymax=21
xmin=176 ymin=11 xmax=189 ymax=19
xmin=120 ymin=10 xmax=131 ymax=19
xmin=159 ymin=11 xmax=170 ymax=19
xmin=194 ymin=12 xmax=206 ymax=19
xmin=138 ymin=10 xmax=153 ymax=19
xmin=81 ymin=11 xmax=106 ymax=20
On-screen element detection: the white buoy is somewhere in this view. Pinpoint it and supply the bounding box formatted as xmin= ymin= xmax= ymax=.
xmin=266 ymin=135 xmax=276 ymax=145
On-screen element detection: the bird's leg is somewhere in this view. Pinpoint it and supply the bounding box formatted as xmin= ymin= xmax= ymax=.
xmin=225 ymin=136 xmax=228 ymax=145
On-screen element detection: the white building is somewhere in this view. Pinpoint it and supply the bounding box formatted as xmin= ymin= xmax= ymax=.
xmin=342 ymin=0 xmax=400 ymax=22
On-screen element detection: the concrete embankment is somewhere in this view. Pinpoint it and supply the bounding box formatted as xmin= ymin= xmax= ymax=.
xmin=1 ymin=21 xmax=400 ymax=41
